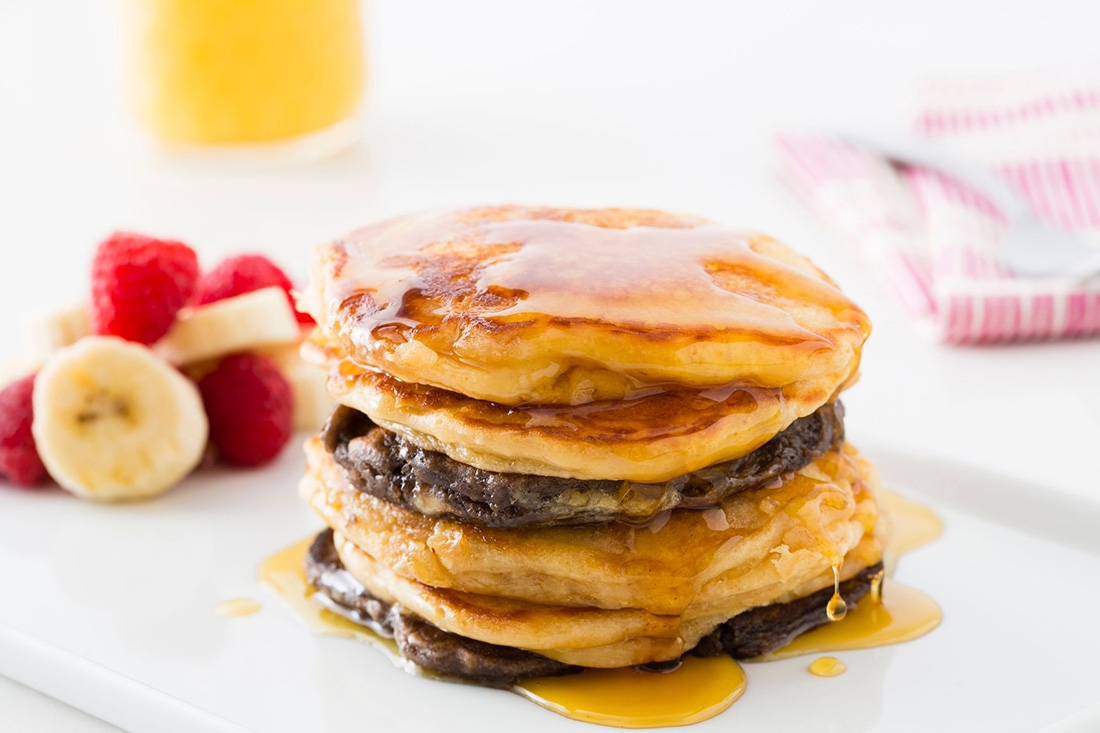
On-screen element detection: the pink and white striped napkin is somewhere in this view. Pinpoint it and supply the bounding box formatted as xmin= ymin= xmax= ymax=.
xmin=776 ymin=73 xmax=1100 ymax=344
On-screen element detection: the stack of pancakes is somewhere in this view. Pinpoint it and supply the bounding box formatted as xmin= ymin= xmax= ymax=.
xmin=298 ymin=205 xmax=882 ymax=682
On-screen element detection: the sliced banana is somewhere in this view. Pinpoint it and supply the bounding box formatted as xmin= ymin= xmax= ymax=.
xmin=32 ymin=336 xmax=208 ymax=501
xmin=155 ymin=287 xmax=300 ymax=366
xmin=31 ymin=302 xmax=90 ymax=359
xmin=264 ymin=343 xmax=336 ymax=431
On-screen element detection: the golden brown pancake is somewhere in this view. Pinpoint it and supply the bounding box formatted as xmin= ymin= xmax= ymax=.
xmin=321 ymin=401 xmax=845 ymax=528
xmin=295 ymin=205 xmax=885 ymax=674
xmin=301 ymin=206 xmax=870 ymax=407
xmin=302 ymin=438 xmax=886 ymax=667
xmin=305 ymin=337 xmax=854 ymax=482
xmin=331 ymin=532 xmax=883 ymax=668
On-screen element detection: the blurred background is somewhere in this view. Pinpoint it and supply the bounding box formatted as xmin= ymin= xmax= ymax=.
xmin=7 ymin=1 xmax=1100 ymax=267
xmin=2 ymin=1 xmax=1100 ymax=728
xmin=1 ymin=2 xmax=1099 ymax=492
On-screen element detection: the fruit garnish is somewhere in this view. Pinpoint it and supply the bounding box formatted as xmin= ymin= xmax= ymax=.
xmin=31 ymin=337 xmax=208 ymax=501
xmin=156 ymin=287 xmax=301 ymax=365
xmin=31 ymin=303 xmax=89 ymax=359
xmin=198 ymin=353 xmax=293 ymax=467
xmin=6 ymin=230 xmax=323 ymax=501
xmin=0 ymin=374 xmax=47 ymax=487
xmin=90 ymin=232 xmax=199 ymax=344
xmin=197 ymin=254 xmax=314 ymax=325
xmin=262 ymin=343 xmax=335 ymax=431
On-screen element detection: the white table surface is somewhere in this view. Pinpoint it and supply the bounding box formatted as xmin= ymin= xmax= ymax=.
xmin=1 ymin=0 xmax=1098 ymax=729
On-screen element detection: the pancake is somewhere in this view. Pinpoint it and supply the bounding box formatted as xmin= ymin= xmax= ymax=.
xmin=301 ymin=437 xmax=886 ymax=666
xmin=328 ymin=529 xmax=883 ymax=668
xmin=301 ymin=205 xmax=870 ymax=407
xmin=303 ymin=436 xmax=882 ymax=614
xmin=290 ymin=205 xmax=893 ymax=680
xmin=306 ymin=528 xmax=883 ymax=681
xmin=305 ymin=529 xmax=579 ymax=681
xmin=314 ymin=351 xmax=850 ymax=482
xmin=321 ymin=401 xmax=845 ymax=527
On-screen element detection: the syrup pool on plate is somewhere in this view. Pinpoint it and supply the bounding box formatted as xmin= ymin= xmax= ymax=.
xmin=259 ymin=488 xmax=942 ymax=728
xmin=808 ymin=657 xmax=846 ymax=677
xmin=756 ymin=489 xmax=943 ymax=662
xmin=258 ymin=538 xmax=403 ymax=662
xmin=760 ymin=580 xmax=941 ymax=662
xmin=214 ymin=598 xmax=262 ymax=618
xmin=514 ymin=657 xmax=746 ymax=729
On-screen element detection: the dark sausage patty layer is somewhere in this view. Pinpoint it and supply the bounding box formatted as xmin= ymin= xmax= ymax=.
xmin=322 ymin=402 xmax=845 ymax=528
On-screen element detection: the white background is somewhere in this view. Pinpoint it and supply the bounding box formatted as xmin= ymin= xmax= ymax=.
xmin=1 ymin=0 xmax=1099 ymax=729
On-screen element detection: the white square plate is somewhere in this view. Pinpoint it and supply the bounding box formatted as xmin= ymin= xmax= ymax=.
xmin=1 ymin=441 xmax=1097 ymax=733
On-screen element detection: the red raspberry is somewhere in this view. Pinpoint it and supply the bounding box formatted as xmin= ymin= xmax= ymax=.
xmin=196 ymin=254 xmax=314 ymax=325
xmin=198 ymin=353 xmax=293 ymax=467
xmin=0 ymin=375 xmax=47 ymax=487
xmin=90 ymin=232 xmax=199 ymax=344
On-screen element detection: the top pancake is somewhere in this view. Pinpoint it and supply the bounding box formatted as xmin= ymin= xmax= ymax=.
xmin=303 ymin=206 xmax=870 ymax=406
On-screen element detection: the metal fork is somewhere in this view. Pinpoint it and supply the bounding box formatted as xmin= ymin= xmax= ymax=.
xmin=839 ymin=131 xmax=1100 ymax=281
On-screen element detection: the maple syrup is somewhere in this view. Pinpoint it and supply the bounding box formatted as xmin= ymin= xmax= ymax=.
xmin=260 ymin=489 xmax=941 ymax=727
xmin=317 ymin=207 xmax=871 ymax=411
xmin=214 ymin=598 xmax=261 ymax=618
xmin=879 ymin=488 xmax=944 ymax=571
xmin=755 ymin=490 xmax=943 ymax=662
xmin=759 ymin=580 xmax=941 ymax=662
xmin=515 ymin=656 xmax=746 ymax=729
xmin=258 ymin=538 xmax=402 ymax=662
xmin=825 ymin=564 xmax=848 ymax=622
xmin=808 ymin=657 xmax=846 ymax=677
xmin=334 ymin=213 xmax=858 ymax=349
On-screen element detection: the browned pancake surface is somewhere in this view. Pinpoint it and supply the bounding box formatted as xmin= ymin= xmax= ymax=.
xmin=304 ymin=206 xmax=870 ymax=407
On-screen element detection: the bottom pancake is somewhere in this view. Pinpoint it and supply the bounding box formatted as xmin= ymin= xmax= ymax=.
xmin=306 ymin=528 xmax=883 ymax=682
xmin=306 ymin=529 xmax=579 ymax=682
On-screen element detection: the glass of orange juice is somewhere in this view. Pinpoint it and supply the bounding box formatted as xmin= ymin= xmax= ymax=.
xmin=116 ymin=0 xmax=366 ymax=152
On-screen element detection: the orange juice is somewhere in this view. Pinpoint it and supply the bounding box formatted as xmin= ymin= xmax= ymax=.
xmin=119 ymin=0 xmax=366 ymax=145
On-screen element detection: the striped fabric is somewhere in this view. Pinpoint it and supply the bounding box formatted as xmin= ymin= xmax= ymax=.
xmin=776 ymin=74 xmax=1100 ymax=343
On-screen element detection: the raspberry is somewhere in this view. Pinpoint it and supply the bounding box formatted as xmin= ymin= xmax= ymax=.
xmin=0 ymin=375 xmax=47 ymax=486
xmin=90 ymin=232 xmax=199 ymax=344
xmin=196 ymin=254 xmax=314 ymax=325
xmin=198 ymin=353 xmax=293 ymax=467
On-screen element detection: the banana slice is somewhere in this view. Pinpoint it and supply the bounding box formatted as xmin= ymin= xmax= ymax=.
xmin=31 ymin=302 xmax=90 ymax=359
xmin=32 ymin=336 xmax=209 ymax=501
xmin=263 ymin=343 xmax=336 ymax=431
xmin=155 ymin=287 xmax=300 ymax=366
